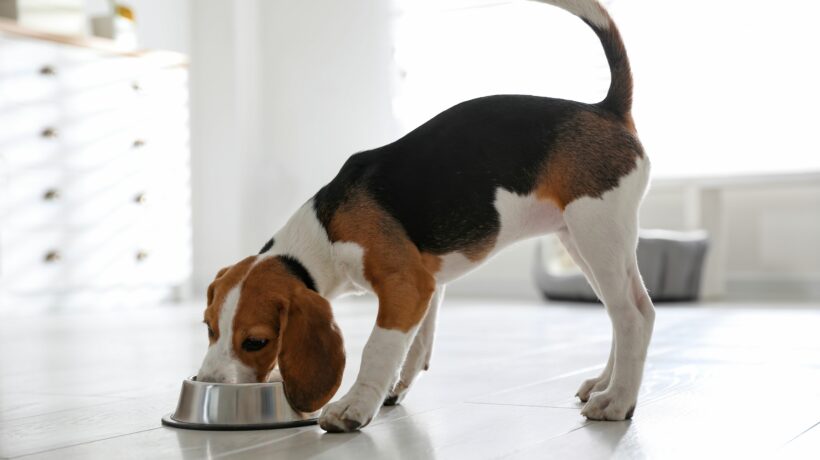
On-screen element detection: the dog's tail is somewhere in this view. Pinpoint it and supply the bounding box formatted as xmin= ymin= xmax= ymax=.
xmin=532 ymin=0 xmax=633 ymax=117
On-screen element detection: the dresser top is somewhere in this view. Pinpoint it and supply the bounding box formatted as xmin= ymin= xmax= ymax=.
xmin=0 ymin=18 xmax=188 ymax=66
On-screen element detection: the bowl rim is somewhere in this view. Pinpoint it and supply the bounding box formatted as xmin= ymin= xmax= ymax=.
xmin=161 ymin=413 xmax=317 ymax=431
xmin=185 ymin=375 xmax=285 ymax=388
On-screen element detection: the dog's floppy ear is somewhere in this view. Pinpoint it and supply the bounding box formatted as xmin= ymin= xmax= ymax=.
xmin=207 ymin=265 xmax=232 ymax=305
xmin=278 ymin=287 xmax=345 ymax=412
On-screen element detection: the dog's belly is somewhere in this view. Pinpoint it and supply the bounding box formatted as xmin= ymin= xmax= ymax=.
xmin=435 ymin=188 xmax=564 ymax=283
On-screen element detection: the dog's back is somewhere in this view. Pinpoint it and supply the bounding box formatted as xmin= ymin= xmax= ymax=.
xmin=314 ymin=0 xmax=642 ymax=262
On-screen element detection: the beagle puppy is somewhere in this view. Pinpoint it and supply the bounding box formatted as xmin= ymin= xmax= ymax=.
xmin=197 ymin=0 xmax=655 ymax=432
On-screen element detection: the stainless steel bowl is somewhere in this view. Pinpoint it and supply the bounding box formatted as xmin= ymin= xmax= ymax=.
xmin=161 ymin=377 xmax=319 ymax=430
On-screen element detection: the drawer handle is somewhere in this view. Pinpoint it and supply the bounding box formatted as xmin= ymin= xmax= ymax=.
xmin=134 ymin=192 xmax=147 ymax=204
xmin=136 ymin=250 xmax=149 ymax=262
xmin=132 ymin=139 xmax=146 ymax=148
xmin=39 ymin=65 xmax=57 ymax=76
xmin=43 ymin=189 xmax=61 ymax=201
xmin=44 ymin=250 xmax=61 ymax=263
xmin=41 ymin=127 xmax=59 ymax=139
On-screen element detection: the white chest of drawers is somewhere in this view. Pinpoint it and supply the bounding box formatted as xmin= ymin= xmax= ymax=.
xmin=0 ymin=20 xmax=192 ymax=309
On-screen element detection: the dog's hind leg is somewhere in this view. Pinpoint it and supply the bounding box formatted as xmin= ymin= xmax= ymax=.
xmin=558 ymin=231 xmax=614 ymax=402
xmin=562 ymin=162 xmax=655 ymax=421
xmin=384 ymin=285 xmax=445 ymax=406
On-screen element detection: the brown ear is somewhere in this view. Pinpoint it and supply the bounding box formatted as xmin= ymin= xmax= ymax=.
xmin=278 ymin=288 xmax=345 ymax=412
xmin=207 ymin=265 xmax=232 ymax=305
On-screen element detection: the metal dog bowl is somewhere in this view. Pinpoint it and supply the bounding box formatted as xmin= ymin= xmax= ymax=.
xmin=161 ymin=377 xmax=319 ymax=430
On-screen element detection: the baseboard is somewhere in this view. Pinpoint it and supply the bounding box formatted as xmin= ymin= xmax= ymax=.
xmin=726 ymin=274 xmax=820 ymax=301
xmin=446 ymin=273 xmax=820 ymax=303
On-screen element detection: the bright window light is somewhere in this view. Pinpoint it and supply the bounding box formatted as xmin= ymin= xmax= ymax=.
xmin=394 ymin=0 xmax=820 ymax=179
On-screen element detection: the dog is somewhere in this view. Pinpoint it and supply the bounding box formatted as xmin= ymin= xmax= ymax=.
xmin=197 ymin=0 xmax=654 ymax=432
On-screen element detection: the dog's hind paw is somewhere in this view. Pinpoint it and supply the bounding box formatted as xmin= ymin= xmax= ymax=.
xmin=576 ymin=375 xmax=610 ymax=403
xmin=581 ymin=390 xmax=636 ymax=421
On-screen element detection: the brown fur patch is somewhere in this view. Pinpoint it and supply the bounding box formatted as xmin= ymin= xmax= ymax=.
xmin=231 ymin=257 xmax=346 ymax=412
xmin=328 ymin=190 xmax=436 ymax=332
xmin=420 ymin=252 xmax=443 ymax=274
xmin=460 ymin=234 xmax=496 ymax=262
xmin=203 ymin=256 xmax=256 ymax=342
xmin=535 ymin=110 xmax=643 ymax=209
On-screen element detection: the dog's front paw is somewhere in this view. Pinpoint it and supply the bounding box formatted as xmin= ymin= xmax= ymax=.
xmin=319 ymin=386 xmax=382 ymax=433
xmin=581 ymin=390 xmax=636 ymax=421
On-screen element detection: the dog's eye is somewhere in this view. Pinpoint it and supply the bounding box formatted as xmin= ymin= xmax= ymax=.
xmin=242 ymin=337 xmax=269 ymax=352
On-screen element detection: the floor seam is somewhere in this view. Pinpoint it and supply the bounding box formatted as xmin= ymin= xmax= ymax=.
xmin=10 ymin=427 xmax=163 ymax=459
xmin=781 ymin=419 xmax=820 ymax=447
xmin=0 ymin=398 xmax=142 ymax=424
xmin=499 ymin=421 xmax=599 ymax=458
xmin=211 ymin=427 xmax=318 ymax=459
xmin=0 ymin=388 xmax=177 ymax=423
xmin=464 ymin=401 xmax=581 ymax=410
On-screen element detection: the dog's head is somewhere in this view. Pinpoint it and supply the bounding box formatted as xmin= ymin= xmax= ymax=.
xmin=197 ymin=256 xmax=345 ymax=412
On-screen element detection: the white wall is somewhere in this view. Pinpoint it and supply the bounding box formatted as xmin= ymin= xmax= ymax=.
xmin=248 ymin=0 xmax=400 ymax=252
xmin=188 ymin=0 xmax=245 ymax=294
xmin=189 ymin=0 xmax=400 ymax=293
xmin=127 ymin=0 xmax=191 ymax=54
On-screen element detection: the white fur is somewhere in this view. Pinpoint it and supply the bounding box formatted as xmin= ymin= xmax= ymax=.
xmin=263 ymin=200 xmax=347 ymax=297
xmin=197 ymin=288 xmax=256 ymax=383
xmin=330 ymin=241 xmax=369 ymax=296
xmin=561 ymin=156 xmax=654 ymax=420
xmin=532 ymin=0 xmax=610 ymax=30
xmin=320 ymin=326 xmax=417 ymax=431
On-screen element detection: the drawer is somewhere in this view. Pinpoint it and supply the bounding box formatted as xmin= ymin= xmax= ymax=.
xmin=0 ymin=105 xmax=63 ymax=167
xmin=0 ymin=166 xmax=151 ymax=230
xmin=1 ymin=133 xmax=190 ymax=231
xmin=132 ymin=66 xmax=188 ymax=103
xmin=0 ymin=102 xmax=187 ymax=171
xmin=0 ymin=35 xmax=185 ymax=107
xmin=0 ymin=35 xmax=119 ymax=106
xmin=0 ymin=225 xmax=178 ymax=291
xmin=0 ymin=111 xmax=148 ymax=170
xmin=0 ymin=229 xmax=78 ymax=292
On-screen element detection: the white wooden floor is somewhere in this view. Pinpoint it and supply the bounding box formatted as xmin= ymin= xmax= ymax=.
xmin=1 ymin=298 xmax=819 ymax=459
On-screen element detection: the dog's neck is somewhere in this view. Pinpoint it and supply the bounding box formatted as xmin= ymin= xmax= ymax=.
xmin=265 ymin=199 xmax=347 ymax=299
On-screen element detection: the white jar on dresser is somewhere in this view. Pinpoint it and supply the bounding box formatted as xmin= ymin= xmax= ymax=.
xmin=0 ymin=19 xmax=192 ymax=310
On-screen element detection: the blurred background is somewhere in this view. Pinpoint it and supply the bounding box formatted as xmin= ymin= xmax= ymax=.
xmin=1 ymin=0 xmax=819 ymax=311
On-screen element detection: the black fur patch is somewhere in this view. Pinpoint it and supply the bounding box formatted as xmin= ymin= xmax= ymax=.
xmin=278 ymin=255 xmax=317 ymax=292
xmin=258 ymin=238 xmax=275 ymax=254
xmin=314 ymin=95 xmax=593 ymax=254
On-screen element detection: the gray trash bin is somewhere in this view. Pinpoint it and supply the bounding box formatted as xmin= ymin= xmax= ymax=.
xmin=533 ymin=230 xmax=709 ymax=303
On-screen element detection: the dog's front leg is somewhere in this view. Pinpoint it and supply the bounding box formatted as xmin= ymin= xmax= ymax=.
xmin=319 ymin=272 xmax=435 ymax=432
xmin=385 ymin=285 xmax=445 ymax=406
